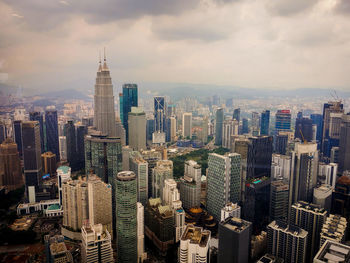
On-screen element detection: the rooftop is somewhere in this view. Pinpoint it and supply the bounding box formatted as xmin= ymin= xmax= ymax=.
xmin=315 ymin=240 xmax=350 ymax=262
xmin=221 ymin=217 xmax=251 ymax=232
xmin=181 ymin=225 xmax=210 ymax=247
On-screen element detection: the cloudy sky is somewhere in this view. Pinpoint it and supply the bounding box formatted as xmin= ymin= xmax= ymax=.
xmin=0 ymin=0 xmax=350 ymax=93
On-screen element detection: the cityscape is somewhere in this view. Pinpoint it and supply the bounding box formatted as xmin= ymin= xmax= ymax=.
xmin=1 ymin=1 xmax=350 ymax=263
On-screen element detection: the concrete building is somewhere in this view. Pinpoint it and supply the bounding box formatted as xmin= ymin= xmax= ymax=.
xmin=93 ymin=54 xmax=116 ymax=137
xmin=182 ymin=112 xmax=192 ymax=138
xmin=180 ymin=160 xmax=202 ymax=210
xmin=313 ymin=184 xmax=333 ymax=212
xmin=59 ymin=136 xmax=67 ymax=161
xmin=129 ymin=151 xmax=149 ymax=206
xmin=207 ymin=153 xmax=241 ymax=221
xmin=313 ymin=240 xmax=350 ymax=263
xmin=44 ymin=235 xmax=73 ymax=263
xmin=116 ymin=118 xmax=126 ymax=146
xmin=137 ymin=202 xmax=147 ymax=262
xmin=290 ymin=201 xmax=327 ymax=261
xmin=141 ymin=149 xmax=162 ymax=198
xmin=339 ymin=114 xmax=350 ymax=173
xmin=320 ymin=214 xmax=347 ymax=248
xmin=128 ymin=107 xmax=146 ymax=151
xmin=114 ymin=171 xmax=137 ymax=263
xmin=220 ymin=203 xmax=241 ymax=221
xmin=162 ymin=178 xmax=181 ymax=209
xmin=152 ymin=160 xmax=173 ymax=198
xmin=81 ymin=223 xmax=114 ymax=263
xmin=218 ymin=217 xmax=252 ymax=263
xmin=41 ymin=151 xmax=57 ymax=177
xmin=270 ymin=180 xmax=289 ymax=222
xmin=200 ymin=117 xmax=208 ymax=143
xmin=271 ymin=154 xmax=291 ymax=181
xmin=179 ymin=225 xmax=211 ymax=263
xmin=57 ymin=166 xmax=71 ymax=206
xmin=318 ymin=162 xmax=338 ymax=188
xmin=267 ymin=220 xmax=308 ymax=263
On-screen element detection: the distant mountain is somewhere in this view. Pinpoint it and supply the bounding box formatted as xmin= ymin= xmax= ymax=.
xmin=38 ymin=89 xmax=91 ymax=100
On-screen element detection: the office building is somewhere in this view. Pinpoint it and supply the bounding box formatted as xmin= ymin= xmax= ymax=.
xmin=222 ymin=119 xmax=239 ymax=149
xmin=152 ymin=160 xmax=173 ymax=198
xmin=93 ymin=55 xmax=116 ymax=137
xmin=84 ymin=134 xmax=122 ymax=184
xmin=81 ymin=223 xmax=114 ymax=263
xmin=247 ymin=136 xmax=273 ymax=179
xmin=295 ymin=116 xmax=313 ymax=142
xmin=116 ymin=118 xmax=126 ymax=146
xmin=0 ymin=121 xmax=6 ymax=144
xmin=146 ymin=118 xmax=155 ymax=142
xmin=331 ymin=146 xmax=339 ymax=163
xmin=154 ymin=96 xmax=166 ymax=133
xmin=44 ymin=235 xmax=73 ymax=263
xmin=22 ymin=121 xmax=42 ymax=193
xmin=314 ymin=240 xmax=350 ymax=263
xmin=145 ymin=198 xmax=175 ymax=252
xmin=162 ymin=178 xmax=181 ymax=208
xmin=275 ymin=110 xmax=291 ymax=134
xmin=251 ymin=112 xmax=260 ymax=135
xmin=129 ymin=151 xmax=148 ymax=205
xmin=313 ymin=184 xmax=333 ymax=212
xmin=271 ymin=154 xmax=291 ymax=181
xmin=166 ymin=116 xmax=177 ymax=142
xmin=318 ymin=162 xmax=338 ymax=188
xmin=290 ymin=201 xmax=327 ymax=261
xmin=180 ymin=160 xmax=202 ymax=210
xmin=141 ymin=149 xmax=162 ymax=198
xmin=260 ymin=110 xmax=270 ymax=136
xmin=320 ymin=214 xmax=347 ymax=247
xmin=233 ymin=108 xmax=240 ymax=122
xmin=76 ymin=125 xmax=87 ymax=170
xmin=182 ymin=112 xmax=192 ymax=138
xmin=270 ymin=180 xmax=289 ymax=222
xmin=322 ymin=101 xmax=344 ymax=157
xmin=267 ymin=220 xmax=308 ymax=263
xmin=311 ymin=113 xmax=323 ymax=146
xmin=221 ymin=202 xmax=241 ymax=221
xmin=218 ymin=217 xmax=252 ymax=263
xmin=59 ymin=136 xmax=67 ymax=161
xmin=215 ymin=108 xmax=224 ymax=145
xmin=242 ymin=118 xmax=249 ymax=134
xmin=57 ymin=166 xmax=71 ymax=206
xmin=128 ymin=107 xmax=146 ymax=151
xmin=339 ymin=114 xmax=350 ymax=173
xmin=29 ymin=111 xmax=45 ymax=153
xmin=137 ymin=202 xmax=147 ymax=262
xmin=121 ymin=84 xmax=138 ymax=144
xmin=41 ymin=152 xmax=56 ymax=177
xmin=65 ymin=120 xmax=77 ymax=170
xmin=179 ymin=225 xmax=211 ymax=263
xmin=0 ymin=139 xmax=23 ymax=190
xmin=200 ymin=117 xmax=208 ymax=143
xmin=13 ymin=120 xmax=23 ymax=157
xmin=275 ymin=134 xmax=288 ymax=155
xmin=175 ymin=207 xmax=186 ymax=243
xmin=289 ymin=143 xmax=319 ymax=208
xmin=207 ymin=153 xmax=241 ymax=221
xmin=45 ymin=109 xmax=60 ymax=160
xmin=114 ymin=171 xmax=137 ymax=263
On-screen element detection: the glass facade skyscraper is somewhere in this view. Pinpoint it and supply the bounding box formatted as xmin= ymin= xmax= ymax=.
xmin=29 ymin=111 xmax=45 ymax=153
xmin=310 ymin=113 xmax=323 ymax=146
xmin=215 ymin=108 xmax=224 ymax=146
xmin=13 ymin=120 xmax=23 ymax=157
xmin=260 ymin=110 xmax=270 ymax=136
xmin=121 ymin=84 xmax=138 ymax=144
xmin=275 ymin=110 xmax=291 ymax=134
xmin=154 ymin=96 xmax=166 ymax=133
xmin=45 ymin=109 xmax=60 ymax=160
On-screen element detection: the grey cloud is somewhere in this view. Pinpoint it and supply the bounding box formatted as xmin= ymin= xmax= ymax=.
xmin=335 ymin=0 xmax=350 ymax=14
xmin=266 ymin=0 xmax=319 ymax=16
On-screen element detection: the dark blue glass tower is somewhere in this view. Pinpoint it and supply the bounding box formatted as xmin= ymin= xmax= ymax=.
xmin=275 ymin=110 xmax=291 ymax=134
xmin=242 ymin=118 xmax=249 ymax=134
xmin=45 ymin=109 xmax=60 ymax=160
xmin=64 ymin=120 xmax=77 ymax=170
xmin=310 ymin=114 xmax=323 ymax=145
xmin=13 ymin=120 xmax=23 ymax=157
xmin=215 ymin=108 xmax=224 ymax=146
xmin=76 ymin=125 xmax=87 ymax=171
xmin=30 ymin=111 xmax=45 ymax=153
xmin=233 ymin=108 xmax=240 ymax=122
xmin=121 ymin=84 xmax=138 ymax=144
xmin=260 ymin=110 xmax=270 ymax=136
xmin=146 ymin=119 xmax=154 ymax=141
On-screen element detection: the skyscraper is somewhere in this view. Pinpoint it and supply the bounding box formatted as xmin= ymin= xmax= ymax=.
xmin=121 ymin=84 xmax=138 ymax=144
xmin=180 ymin=160 xmax=201 ymax=210
xmin=29 ymin=111 xmax=45 ymax=153
xmin=274 ymin=134 xmax=288 ymax=155
xmin=318 ymin=162 xmax=338 ymax=188
xmin=233 ymin=108 xmax=241 ymax=122
xmin=242 ymin=118 xmax=249 ymax=134
xmin=269 ymin=180 xmax=289 ymax=222
xmin=311 ymin=113 xmax=323 ymax=145
xmin=41 ymin=152 xmax=56 ymax=177
xmin=314 ymin=240 xmax=350 ymax=263
xmin=13 ymin=120 xmax=22 ymax=157
xmin=65 ymin=120 xmax=77 ymax=170
xmin=0 ymin=139 xmax=23 ymax=190
xmin=129 ymin=151 xmax=148 ymax=206
xmin=154 ymin=96 xmax=166 ymax=133
xmin=182 ymin=112 xmax=192 ymax=138
xmin=22 ymin=121 xmax=42 ymax=193
xmin=215 ymin=108 xmax=224 ymax=145
xmin=152 ymin=160 xmax=173 ymax=198
xmin=218 ymin=217 xmax=252 ymax=263
xmin=0 ymin=121 xmax=6 ymax=144
xmin=251 ymin=112 xmax=260 ymax=136
xmin=207 ymin=153 xmax=241 ymax=220
xmin=260 ymin=110 xmax=270 ymax=136
xmin=137 ymin=202 xmax=147 ymax=262
xmin=128 ymin=107 xmax=146 ymax=151
xmin=275 ymin=110 xmax=291 ymax=134
xmin=339 ymin=114 xmax=350 ymax=173
xmin=295 ymin=116 xmax=313 ymax=142
xmin=76 ymin=124 xmax=87 ymax=170
xmin=114 ymin=171 xmax=138 ymax=263
xmin=45 ymin=109 xmax=60 ymax=160
xmin=93 ymin=55 xmax=116 ymax=137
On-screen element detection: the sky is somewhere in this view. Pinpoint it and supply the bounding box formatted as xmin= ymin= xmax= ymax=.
xmin=0 ymin=0 xmax=350 ymax=93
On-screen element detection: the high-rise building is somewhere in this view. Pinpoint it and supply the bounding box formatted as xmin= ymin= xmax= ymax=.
xmin=129 ymin=151 xmax=148 ymax=206
xmin=275 ymin=110 xmax=291 ymax=134
xmin=121 ymin=84 xmax=138 ymax=144
xmin=0 ymin=121 xmax=6 ymax=144
xmin=146 ymin=118 xmax=155 ymax=142
xmin=182 ymin=112 xmax=192 ymax=138
xmin=29 ymin=111 xmax=45 ymax=153
xmin=200 ymin=117 xmax=208 ymax=143
xmin=166 ymin=116 xmax=177 ymax=142
xmin=114 ymin=171 xmax=137 ymax=263
xmin=314 ymin=240 xmax=350 ymax=263
xmin=247 ymin=136 xmax=273 ymax=179
xmin=44 ymin=235 xmax=73 ymax=263
xmin=269 ymin=180 xmax=289 ymax=222
xmin=260 ymin=110 xmax=270 ymax=136
xmin=251 ymin=112 xmax=260 ymax=136
xmin=179 ymin=225 xmax=211 ymax=263
xmin=154 ymin=96 xmax=166 ymax=133
xmin=331 ymin=146 xmax=339 ymax=163
xmin=233 ymin=108 xmax=240 ymax=122
xmin=313 ymin=184 xmax=333 ymax=212
xmin=295 ymin=117 xmax=313 ymax=142
xmin=180 ymin=160 xmax=201 ymax=210
xmin=41 ymin=152 xmax=57 ymax=177
xmin=242 ymin=118 xmax=249 ymax=134
xmin=271 ymin=154 xmax=292 ymax=180
xmin=207 ymin=153 xmax=241 ymax=221
xmin=162 ymin=178 xmax=181 ymax=208
xmin=13 ymin=120 xmax=23 ymax=157
xmin=76 ymin=125 xmax=87 ymax=170
xmin=57 ymin=166 xmax=71 ymax=206
xmin=116 ymin=118 xmax=126 ymax=146
xmin=218 ymin=217 xmax=252 ymax=263
xmin=339 ymin=114 xmax=350 ymax=173
xmin=318 ymin=162 xmax=338 ymax=188
xmin=322 ymin=101 xmax=344 ymax=157
xmin=222 ymin=119 xmax=238 ymax=149
xmin=84 ymin=134 xmax=122 ymax=184
xmin=45 ymin=109 xmax=60 ymax=160
xmin=0 ymin=139 xmax=23 ymax=190
xmin=93 ymin=55 xmax=116 ymax=137
xmin=64 ymin=120 xmax=77 ymax=170
xmin=22 ymin=121 xmax=42 ymax=193
xmin=215 ymin=108 xmax=224 ymax=145
xmin=59 ymin=136 xmax=67 ymax=161
xmin=137 ymin=202 xmax=147 ymax=262
xmin=319 ymin=214 xmax=347 ymax=247
xmin=152 ymin=160 xmax=173 ymax=198
xmin=221 ymin=202 xmax=241 ymax=221
xmin=81 ymin=223 xmax=114 ymax=263
xmin=311 ymin=113 xmax=323 ymax=146
xmin=267 ymin=220 xmax=308 ymax=263
xmin=289 ymin=201 xmax=327 ymax=261
xmin=141 ymin=150 xmax=162 ymax=198
xmin=128 ymin=107 xmax=146 ymax=151
xmin=274 ymin=134 xmax=288 ymax=155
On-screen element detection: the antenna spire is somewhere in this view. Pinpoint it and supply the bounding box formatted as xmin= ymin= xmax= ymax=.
xmin=104 ymin=47 xmax=106 ymax=61
xmin=99 ymin=51 xmax=101 ymax=64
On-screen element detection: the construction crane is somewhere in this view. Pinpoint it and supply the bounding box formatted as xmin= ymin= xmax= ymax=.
xmin=299 ymin=128 xmax=307 ymax=144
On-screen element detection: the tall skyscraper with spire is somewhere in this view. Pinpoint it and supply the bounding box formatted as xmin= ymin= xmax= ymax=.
xmin=94 ymin=52 xmax=117 ymax=137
